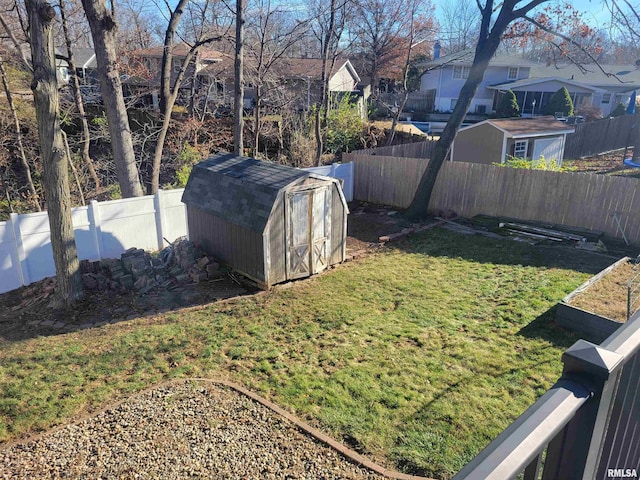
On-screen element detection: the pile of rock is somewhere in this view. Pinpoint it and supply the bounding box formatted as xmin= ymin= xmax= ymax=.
xmin=80 ymin=238 xmax=224 ymax=295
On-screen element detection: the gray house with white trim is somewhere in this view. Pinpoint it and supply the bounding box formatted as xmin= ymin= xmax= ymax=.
xmin=419 ymin=49 xmax=640 ymax=116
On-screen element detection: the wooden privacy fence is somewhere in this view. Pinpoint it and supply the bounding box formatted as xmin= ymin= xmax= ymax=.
xmin=353 ymin=139 xmax=436 ymax=158
xmin=564 ymin=113 xmax=639 ymax=159
xmin=345 ymin=152 xmax=640 ymax=244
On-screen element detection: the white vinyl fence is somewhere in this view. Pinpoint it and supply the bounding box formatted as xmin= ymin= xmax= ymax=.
xmin=0 ymin=163 xmax=353 ymax=294
xmin=0 ymin=189 xmax=188 ymax=294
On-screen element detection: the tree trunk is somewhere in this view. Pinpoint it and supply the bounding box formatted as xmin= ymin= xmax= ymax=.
xmin=26 ymin=0 xmax=83 ymax=306
xmin=59 ymin=0 xmax=100 ymax=192
xmin=0 ymin=56 xmax=41 ymax=211
xmin=406 ymin=17 xmax=507 ymax=221
xmin=80 ymin=0 xmax=143 ymax=198
xmin=314 ymin=0 xmax=337 ymax=167
xmin=234 ymin=0 xmax=245 ymax=156
xmin=253 ymin=84 xmax=261 ymax=157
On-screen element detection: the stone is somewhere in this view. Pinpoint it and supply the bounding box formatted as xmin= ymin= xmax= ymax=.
xmin=155 ymin=274 xmax=167 ymax=284
xmin=190 ymin=271 xmax=208 ymax=283
xmin=197 ymin=256 xmax=210 ymax=269
xmin=119 ymin=275 xmax=134 ymax=290
xmin=175 ymin=273 xmax=190 ymax=285
xmin=206 ymin=263 xmax=220 ymax=275
xmin=134 ymin=276 xmax=148 ymax=290
xmin=207 ymin=269 xmax=224 ymax=279
xmin=82 ymin=273 xmax=98 ymax=290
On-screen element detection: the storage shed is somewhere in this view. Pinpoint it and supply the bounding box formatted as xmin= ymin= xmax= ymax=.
xmin=451 ymin=116 xmax=575 ymax=166
xmin=181 ymin=153 xmax=349 ymax=288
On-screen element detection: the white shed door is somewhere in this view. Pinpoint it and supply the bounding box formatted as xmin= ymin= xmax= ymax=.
xmin=532 ymin=137 xmax=564 ymax=165
xmin=287 ymin=186 xmax=331 ymax=280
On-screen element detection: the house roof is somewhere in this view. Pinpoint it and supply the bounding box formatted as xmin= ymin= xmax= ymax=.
xmin=132 ymin=43 xmax=227 ymax=62
xmin=460 ymin=116 xmax=575 ymax=138
xmin=74 ymin=48 xmax=96 ymax=69
xmin=527 ymin=63 xmax=640 ymax=91
xmin=418 ymin=49 xmax=537 ymax=68
xmin=202 ymin=57 xmax=361 ymax=84
xmin=488 ymin=76 xmax=603 ymax=92
xmin=181 ymin=153 xmax=312 ymax=233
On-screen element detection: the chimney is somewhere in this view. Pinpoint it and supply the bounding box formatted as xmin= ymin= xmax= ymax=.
xmin=434 ymin=41 xmax=441 ymax=59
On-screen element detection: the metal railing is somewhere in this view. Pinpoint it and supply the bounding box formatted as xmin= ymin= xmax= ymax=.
xmin=454 ymin=312 xmax=640 ymax=480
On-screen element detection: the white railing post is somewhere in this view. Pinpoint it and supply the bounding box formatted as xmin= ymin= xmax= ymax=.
xmin=88 ymin=200 xmax=102 ymax=260
xmin=9 ymin=213 xmax=28 ymax=286
xmin=154 ymin=189 xmax=165 ymax=251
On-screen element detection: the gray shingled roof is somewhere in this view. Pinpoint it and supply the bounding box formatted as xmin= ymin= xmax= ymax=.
xmin=181 ymin=153 xmax=310 ymax=233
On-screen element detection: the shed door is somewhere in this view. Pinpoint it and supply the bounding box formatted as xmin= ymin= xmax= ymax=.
xmin=532 ymin=137 xmax=564 ymax=164
xmin=287 ymin=186 xmax=331 ymax=279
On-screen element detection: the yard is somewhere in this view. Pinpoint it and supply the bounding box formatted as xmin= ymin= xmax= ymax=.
xmin=0 ymin=227 xmax=614 ymax=479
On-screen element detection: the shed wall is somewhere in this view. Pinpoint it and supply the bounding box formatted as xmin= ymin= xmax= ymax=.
xmin=266 ymin=192 xmax=287 ymax=285
xmin=187 ymin=206 xmax=266 ymax=283
xmin=330 ymin=184 xmax=346 ymax=265
xmin=452 ymin=124 xmax=504 ymax=164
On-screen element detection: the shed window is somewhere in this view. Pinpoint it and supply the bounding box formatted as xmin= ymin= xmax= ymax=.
xmin=507 ymin=67 xmax=518 ymax=80
xmin=514 ymin=140 xmax=528 ymax=158
xmin=602 ymin=93 xmax=611 ymax=104
xmin=453 ymin=66 xmax=470 ymax=79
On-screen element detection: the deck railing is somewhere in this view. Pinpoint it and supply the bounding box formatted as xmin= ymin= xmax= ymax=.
xmin=454 ymin=312 xmax=640 ymax=480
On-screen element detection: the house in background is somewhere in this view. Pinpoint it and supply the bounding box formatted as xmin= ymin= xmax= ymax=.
xmin=450 ymin=116 xmax=575 ymax=165
xmin=200 ymin=57 xmax=368 ymax=118
xmin=419 ymin=49 xmax=535 ymax=114
xmin=419 ymin=49 xmax=640 ymax=117
xmin=125 ymin=43 xmax=229 ymax=109
xmin=73 ymin=48 xmax=98 ymax=84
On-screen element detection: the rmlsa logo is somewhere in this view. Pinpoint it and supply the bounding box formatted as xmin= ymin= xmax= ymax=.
xmin=608 ymin=469 xmax=638 ymax=478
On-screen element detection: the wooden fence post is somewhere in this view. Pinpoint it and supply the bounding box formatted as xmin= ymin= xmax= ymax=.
xmin=8 ymin=212 xmax=27 ymax=286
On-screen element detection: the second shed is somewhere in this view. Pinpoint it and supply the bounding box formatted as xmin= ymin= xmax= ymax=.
xmin=181 ymin=153 xmax=349 ymax=288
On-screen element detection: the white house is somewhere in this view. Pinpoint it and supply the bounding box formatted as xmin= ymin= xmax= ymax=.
xmin=419 ymin=49 xmax=640 ymax=116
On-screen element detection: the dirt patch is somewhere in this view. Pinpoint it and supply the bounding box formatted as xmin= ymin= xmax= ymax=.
xmin=0 ymin=203 xmax=412 ymax=343
xmin=568 ymin=259 xmax=635 ymax=323
xmin=564 ymin=149 xmax=640 ymax=178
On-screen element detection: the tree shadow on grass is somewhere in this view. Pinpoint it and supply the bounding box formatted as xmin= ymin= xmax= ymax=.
xmin=394 ymin=226 xmax=619 ymax=276
xmin=515 ymin=305 xmax=601 ymax=348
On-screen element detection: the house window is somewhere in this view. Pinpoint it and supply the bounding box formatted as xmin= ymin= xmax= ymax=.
xmin=602 ymin=93 xmax=611 ymax=104
xmin=450 ymin=98 xmax=458 ymax=111
xmin=452 ymin=66 xmax=470 ymax=79
xmin=507 ymin=67 xmax=518 ymax=80
xmin=514 ymin=140 xmax=528 ymax=158
xmin=172 ymin=59 xmax=182 ymax=74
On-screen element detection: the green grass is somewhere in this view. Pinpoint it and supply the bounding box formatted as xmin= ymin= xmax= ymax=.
xmin=0 ymin=229 xmax=612 ymax=479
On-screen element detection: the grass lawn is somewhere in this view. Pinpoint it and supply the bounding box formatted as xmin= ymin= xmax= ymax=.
xmin=0 ymin=228 xmax=613 ymax=479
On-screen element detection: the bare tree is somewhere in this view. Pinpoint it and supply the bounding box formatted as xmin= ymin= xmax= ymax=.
xmin=311 ymin=0 xmax=349 ymax=166
xmin=245 ymin=0 xmax=307 ymax=157
xmin=147 ymin=0 xmax=223 ymax=193
xmin=234 ymin=0 xmax=245 ymax=155
xmin=58 ymin=0 xmax=100 ymax=191
xmin=351 ymin=0 xmax=408 ymax=97
xmin=438 ymin=0 xmax=479 ymax=52
xmin=385 ymin=0 xmax=435 ymax=146
xmin=80 ymin=0 xmax=144 ymax=197
xmin=0 ymin=54 xmax=41 ymax=210
xmin=406 ymin=0 xmax=599 ymax=220
xmin=25 ymin=0 xmax=83 ymax=305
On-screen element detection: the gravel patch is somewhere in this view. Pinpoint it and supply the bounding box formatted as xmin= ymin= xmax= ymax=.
xmin=0 ymin=380 xmax=385 ymax=479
